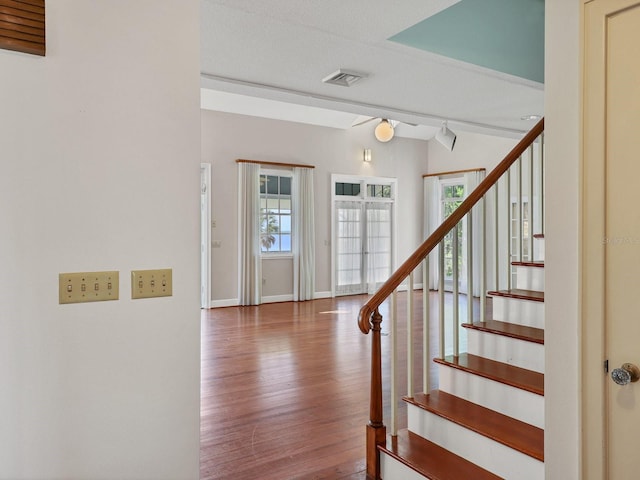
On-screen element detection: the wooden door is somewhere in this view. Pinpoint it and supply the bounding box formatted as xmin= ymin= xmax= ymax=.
xmin=583 ymin=1 xmax=640 ymax=478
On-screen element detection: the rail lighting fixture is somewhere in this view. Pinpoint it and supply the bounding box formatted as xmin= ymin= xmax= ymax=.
xmin=435 ymin=121 xmax=457 ymax=151
xmin=363 ymin=149 xmax=372 ymax=163
xmin=374 ymin=119 xmax=394 ymax=143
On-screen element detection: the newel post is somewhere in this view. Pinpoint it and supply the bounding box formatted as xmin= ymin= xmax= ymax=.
xmin=366 ymin=308 xmax=386 ymax=480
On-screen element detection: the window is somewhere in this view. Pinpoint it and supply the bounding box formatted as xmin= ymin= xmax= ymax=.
xmin=335 ymin=182 xmax=361 ymax=196
xmin=260 ymin=173 xmax=292 ymax=253
xmin=367 ymin=184 xmax=392 ymax=198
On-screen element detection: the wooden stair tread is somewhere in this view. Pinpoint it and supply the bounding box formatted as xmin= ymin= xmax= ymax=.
xmin=487 ymin=288 xmax=544 ymax=302
xmin=405 ymin=390 xmax=544 ymax=462
xmin=462 ymin=320 xmax=544 ymax=344
xmin=434 ymin=353 xmax=544 ymax=395
xmin=380 ymin=429 xmax=504 ymax=480
xmin=511 ymin=260 xmax=544 ymax=268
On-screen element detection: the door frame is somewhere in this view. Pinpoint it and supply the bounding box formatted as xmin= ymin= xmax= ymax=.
xmin=201 ymin=163 xmax=212 ymax=309
xmin=581 ymin=1 xmax=640 ymax=477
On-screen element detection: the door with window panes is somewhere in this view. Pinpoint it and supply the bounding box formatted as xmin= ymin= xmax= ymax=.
xmin=441 ymin=182 xmax=464 ymax=290
xmin=333 ymin=178 xmax=394 ymax=296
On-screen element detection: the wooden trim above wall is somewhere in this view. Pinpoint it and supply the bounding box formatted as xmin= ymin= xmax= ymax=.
xmin=236 ymin=159 xmax=315 ymax=169
xmin=0 ymin=0 xmax=45 ymax=56
xmin=423 ymin=168 xmax=486 ymax=178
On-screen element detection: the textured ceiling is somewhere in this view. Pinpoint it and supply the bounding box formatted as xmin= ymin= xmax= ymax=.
xmin=200 ymin=0 xmax=544 ymax=139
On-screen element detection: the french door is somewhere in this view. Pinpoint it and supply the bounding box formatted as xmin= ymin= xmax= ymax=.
xmin=335 ymin=201 xmax=392 ymax=296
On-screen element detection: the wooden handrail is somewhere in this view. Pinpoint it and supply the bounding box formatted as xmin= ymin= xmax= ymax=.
xmin=358 ymin=118 xmax=544 ymax=334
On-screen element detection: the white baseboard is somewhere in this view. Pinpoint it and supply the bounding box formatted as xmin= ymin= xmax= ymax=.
xmin=396 ymin=282 xmax=424 ymax=292
xmin=207 ymin=291 xmax=333 ymax=308
xmin=261 ymin=294 xmax=294 ymax=304
xmin=208 ymin=298 xmax=239 ymax=308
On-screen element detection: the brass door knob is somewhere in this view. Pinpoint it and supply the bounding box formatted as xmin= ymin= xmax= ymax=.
xmin=611 ymin=363 xmax=640 ymax=385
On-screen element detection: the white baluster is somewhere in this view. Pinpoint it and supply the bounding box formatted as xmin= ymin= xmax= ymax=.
xmin=390 ymin=289 xmax=398 ymax=436
xmin=407 ymin=272 xmax=414 ymax=397
xmin=439 ymin=242 xmax=445 ymax=360
xmin=480 ymin=195 xmax=486 ymax=323
xmin=452 ymin=224 xmax=459 ymax=358
xmin=423 ymin=257 xmax=430 ymax=394
xmin=466 ymin=211 xmax=473 ymax=327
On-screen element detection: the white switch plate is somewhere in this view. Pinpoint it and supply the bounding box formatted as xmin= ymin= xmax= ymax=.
xmin=131 ymin=269 xmax=172 ymax=299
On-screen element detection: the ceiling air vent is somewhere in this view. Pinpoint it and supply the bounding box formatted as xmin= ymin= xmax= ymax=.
xmin=322 ymin=69 xmax=367 ymax=87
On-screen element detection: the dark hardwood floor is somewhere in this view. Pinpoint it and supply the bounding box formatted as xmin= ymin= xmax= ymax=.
xmin=200 ymin=291 xmax=481 ymax=479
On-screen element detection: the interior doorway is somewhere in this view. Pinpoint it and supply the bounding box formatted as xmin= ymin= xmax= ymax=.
xmin=200 ymin=163 xmax=211 ymax=309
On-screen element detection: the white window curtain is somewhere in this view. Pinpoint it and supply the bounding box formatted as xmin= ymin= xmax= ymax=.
xmin=238 ymin=162 xmax=262 ymax=305
xmin=292 ymin=167 xmax=315 ymax=301
xmin=424 ymin=171 xmax=485 ymax=295
xmin=424 ymin=176 xmax=440 ymax=290
xmin=463 ymin=170 xmax=485 ymax=297
xmin=366 ymin=202 xmax=392 ymax=294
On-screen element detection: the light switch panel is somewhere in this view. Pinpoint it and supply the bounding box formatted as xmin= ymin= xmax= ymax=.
xmin=131 ymin=269 xmax=172 ymax=299
xmin=59 ymin=271 xmax=119 ymax=304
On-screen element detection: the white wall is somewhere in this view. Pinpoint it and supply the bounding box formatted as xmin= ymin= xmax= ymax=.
xmin=0 ymin=2 xmax=201 ymax=479
xmin=545 ymin=0 xmax=581 ymax=478
xmin=201 ymin=110 xmax=428 ymax=304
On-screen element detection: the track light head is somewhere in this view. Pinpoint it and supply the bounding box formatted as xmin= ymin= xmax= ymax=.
xmin=435 ymin=121 xmax=457 ymax=151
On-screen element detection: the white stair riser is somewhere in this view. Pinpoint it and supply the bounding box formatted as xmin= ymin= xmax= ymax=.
xmin=408 ymin=405 xmax=544 ymax=480
xmin=380 ymin=453 xmax=426 ymax=480
xmin=491 ymin=296 xmax=544 ymax=329
xmin=438 ymin=364 xmax=544 ymax=428
xmin=467 ymin=329 xmax=545 ymax=373
xmin=515 ymin=265 xmax=545 ymax=291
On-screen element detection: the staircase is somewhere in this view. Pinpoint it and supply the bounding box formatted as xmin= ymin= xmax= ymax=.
xmin=357 ymin=119 xmax=545 ymax=480
xmin=379 ymin=246 xmax=545 ymax=479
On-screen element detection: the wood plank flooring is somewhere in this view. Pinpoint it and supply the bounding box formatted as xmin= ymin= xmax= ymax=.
xmin=200 ymin=296 xmax=372 ymax=479
xmin=200 ymin=291 xmax=482 ymax=479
